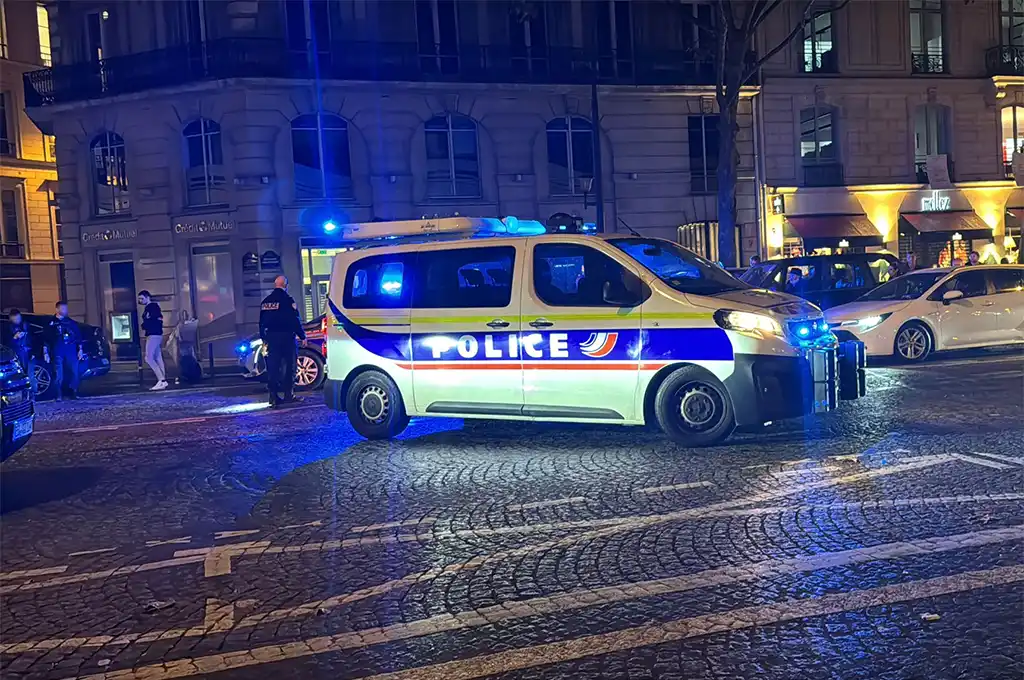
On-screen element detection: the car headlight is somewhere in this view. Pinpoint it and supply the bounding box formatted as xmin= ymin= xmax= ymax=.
xmin=713 ymin=309 xmax=783 ymax=337
xmin=835 ymin=313 xmax=892 ymax=331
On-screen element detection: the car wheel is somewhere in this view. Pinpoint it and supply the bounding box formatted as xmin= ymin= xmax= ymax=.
xmin=894 ymin=322 xmax=931 ymax=363
xmin=33 ymin=363 xmax=57 ymax=400
xmin=345 ymin=371 xmax=410 ymax=440
xmin=654 ymin=366 xmax=736 ymax=447
xmin=294 ymin=350 xmax=325 ymax=391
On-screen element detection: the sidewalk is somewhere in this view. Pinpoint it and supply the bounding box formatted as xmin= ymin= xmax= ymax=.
xmin=79 ymin=359 xmax=248 ymax=397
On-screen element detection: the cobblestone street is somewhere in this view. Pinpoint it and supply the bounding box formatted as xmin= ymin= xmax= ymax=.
xmin=1 ymin=352 xmax=1022 ymax=679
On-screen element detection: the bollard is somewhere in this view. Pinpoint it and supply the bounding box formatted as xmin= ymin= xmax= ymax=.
xmin=208 ymin=343 xmax=215 ymax=383
xmin=137 ymin=342 xmax=144 ymax=385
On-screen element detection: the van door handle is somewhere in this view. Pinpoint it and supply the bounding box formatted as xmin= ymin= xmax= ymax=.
xmin=529 ymin=318 xmax=554 ymax=328
xmin=487 ymin=319 xmax=510 ymax=328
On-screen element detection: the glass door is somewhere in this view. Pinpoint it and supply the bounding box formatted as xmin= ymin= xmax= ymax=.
xmin=189 ymin=243 xmax=236 ymax=358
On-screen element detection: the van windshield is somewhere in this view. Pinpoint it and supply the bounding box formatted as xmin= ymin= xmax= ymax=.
xmin=608 ymin=238 xmax=750 ymax=296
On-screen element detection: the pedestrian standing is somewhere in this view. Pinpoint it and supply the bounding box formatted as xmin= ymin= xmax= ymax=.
xmin=3 ymin=309 xmax=36 ymax=393
xmin=44 ymin=301 xmax=82 ymax=400
xmin=259 ymin=276 xmax=306 ymax=407
xmin=967 ymin=250 xmax=980 ymax=266
xmin=138 ymin=291 xmax=167 ymax=391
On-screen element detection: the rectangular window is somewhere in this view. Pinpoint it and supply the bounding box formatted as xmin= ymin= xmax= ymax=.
xmin=910 ymin=0 xmax=944 ymax=73
xmin=802 ymin=11 xmax=835 ymax=73
xmin=687 ymin=116 xmax=719 ymax=194
xmin=45 ymin=134 xmax=56 ymax=162
xmin=1002 ymin=0 xmax=1024 ymax=47
xmin=36 ymin=3 xmax=51 ymax=66
xmin=988 ymin=267 xmax=1024 ymax=293
xmin=914 ymin=105 xmax=950 ymax=181
xmin=1 ymin=188 xmax=24 ymax=258
xmin=0 ymin=92 xmax=13 ymax=157
xmin=800 ymin=106 xmax=843 ymax=187
xmin=412 ymin=246 xmax=515 ymax=309
xmin=344 ymin=254 xmax=410 ymax=309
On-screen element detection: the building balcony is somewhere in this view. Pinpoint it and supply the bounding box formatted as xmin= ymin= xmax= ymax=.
xmin=985 ymin=45 xmax=1024 ymax=77
xmin=24 ymin=38 xmax=742 ymax=107
xmin=911 ymin=50 xmax=945 ymax=74
xmin=801 ymin=162 xmax=845 ymax=188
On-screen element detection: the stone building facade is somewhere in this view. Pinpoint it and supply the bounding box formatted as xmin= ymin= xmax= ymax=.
xmin=22 ymin=0 xmax=759 ymax=357
xmin=0 ymin=0 xmax=61 ymax=313
xmin=757 ymin=0 xmax=1022 ymax=266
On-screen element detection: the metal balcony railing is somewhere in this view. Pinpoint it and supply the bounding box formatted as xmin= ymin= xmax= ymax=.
xmin=911 ymin=50 xmax=945 ymax=74
xmin=986 ymin=45 xmax=1024 ymax=77
xmin=24 ymin=38 xmax=745 ymax=107
xmin=801 ymin=162 xmax=845 ymax=188
xmin=0 ymin=242 xmax=26 ymax=258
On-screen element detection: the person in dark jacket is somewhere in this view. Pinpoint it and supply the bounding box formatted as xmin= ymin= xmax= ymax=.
xmin=259 ymin=276 xmax=306 ymax=407
xmin=138 ymin=290 xmax=167 ymax=391
xmin=44 ymin=301 xmax=82 ymax=400
xmin=3 ymin=309 xmax=36 ymax=393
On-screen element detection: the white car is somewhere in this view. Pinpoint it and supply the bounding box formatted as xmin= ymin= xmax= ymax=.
xmin=824 ymin=265 xmax=1024 ymax=362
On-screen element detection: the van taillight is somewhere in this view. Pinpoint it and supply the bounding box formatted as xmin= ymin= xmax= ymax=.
xmin=320 ymin=316 xmax=327 ymax=335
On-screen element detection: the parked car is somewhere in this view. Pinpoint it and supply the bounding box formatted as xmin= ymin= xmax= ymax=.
xmin=0 ymin=345 xmax=35 ymax=461
xmin=824 ymin=265 xmax=1024 ymax=362
xmin=740 ymin=254 xmax=901 ymax=310
xmin=235 ymin=316 xmax=327 ymax=390
xmin=0 ymin=313 xmax=111 ymax=400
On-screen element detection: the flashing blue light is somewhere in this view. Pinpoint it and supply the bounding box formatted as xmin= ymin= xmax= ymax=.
xmin=322 ymin=220 xmax=339 ymax=234
xmin=580 ymin=222 xmax=598 ymax=233
xmin=505 ymin=216 xmax=520 ymax=233
xmin=235 ymin=343 xmax=249 ymax=355
xmin=797 ymin=326 xmax=810 ymax=337
xmin=380 ymin=264 xmax=404 ymax=296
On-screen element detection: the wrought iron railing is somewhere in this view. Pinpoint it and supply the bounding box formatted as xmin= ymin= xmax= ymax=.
xmin=986 ymin=45 xmax=1024 ymax=77
xmin=801 ymin=162 xmax=845 ymax=188
xmin=911 ymin=51 xmax=945 ymax=74
xmin=0 ymin=242 xmax=26 ymax=258
xmin=24 ymin=38 xmax=743 ymax=107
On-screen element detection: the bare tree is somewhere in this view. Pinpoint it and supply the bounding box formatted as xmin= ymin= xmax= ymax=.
xmin=683 ymin=0 xmax=850 ymax=266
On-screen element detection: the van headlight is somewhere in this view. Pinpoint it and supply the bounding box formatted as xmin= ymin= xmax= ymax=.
xmin=713 ymin=309 xmax=783 ymax=337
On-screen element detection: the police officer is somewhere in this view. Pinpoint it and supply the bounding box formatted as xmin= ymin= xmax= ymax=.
xmin=44 ymin=300 xmax=83 ymax=400
xmin=3 ymin=309 xmax=36 ymax=393
xmin=259 ymin=276 xmax=306 ymax=407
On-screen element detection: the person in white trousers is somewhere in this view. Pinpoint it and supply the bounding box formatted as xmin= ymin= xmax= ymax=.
xmin=138 ymin=290 xmax=167 ymax=390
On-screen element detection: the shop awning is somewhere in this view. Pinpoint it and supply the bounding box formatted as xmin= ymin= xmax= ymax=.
xmin=785 ymin=215 xmax=883 ymax=249
xmin=900 ymin=212 xmax=993 ymax=241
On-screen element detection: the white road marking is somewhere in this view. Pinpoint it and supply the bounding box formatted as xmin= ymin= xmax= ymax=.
xmin=0 ymin=565 xmax=68 ymax=581
xmin=63 ymin=559 xmax=1024 ymax=679
xmin=951 ymin=453 xmax=1015 ymax=470
xmin=214 ymin=530 xmax=262 ymax=540
xmin=637 ymin=481 xmax=715 ymax=494
xmin=68 ymin=548 xmax=117 ymax=557
xmin=172 ymin=542 xmax=272 ymax=578
xmin=196 ymin=599 xmax=234 ymax=634
xmin=145 ymin=537 xmax=191 ymax=548
xmin=507 ymin=497 xmax=588 ymax=511
xmin=969 ymin=452 xmax=1024 ymax=466
xmin=0 ymin=556 xmax=206 ymax=595
xmin=280 ymin=520 xmax=323 ymax=530
xmin=349 ymin=518 xmax=438 ymax=533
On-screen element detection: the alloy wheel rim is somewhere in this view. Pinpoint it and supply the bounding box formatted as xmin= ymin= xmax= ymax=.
xmin=358 ymin=385 xmax=390 ymax=424
xmin=295 ymin=356 xmax=318 ymax=386
xmin=897 ymin=328 xmax=927 ymax=360
xmin=677 ymin=383 xmax=720 ymax=431
xmin=33 ymin=365 xmax=50 ymax=394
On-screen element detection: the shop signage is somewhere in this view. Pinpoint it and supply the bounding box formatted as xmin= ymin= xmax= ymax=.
xmin=242 ymin=252 xmax=259 ymax=272
xmin=82 ymin=227 xmax=138 ymax=244
xmin=921 ymin=190 xmax=951 ymax=212
xmin=925 ymin=155 xmax=953 ymax=189
xmin=174 ymin=219 xmax=234 ymax=235
xmin=260 ymin=250 xmax=282 ymax=270
xmin=771 ymin=195 xmax=785 ymax=216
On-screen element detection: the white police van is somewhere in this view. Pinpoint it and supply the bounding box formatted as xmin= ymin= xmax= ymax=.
xmin=323 ymin=217 xmax=865 ymax=446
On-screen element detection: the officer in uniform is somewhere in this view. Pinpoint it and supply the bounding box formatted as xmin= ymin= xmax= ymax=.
xmin=259 ymin=275 xmax=306 ymax=407
xmin=3 ymin=309 xmax=36 ymax=393
xmin=44 ymin=300 xmax=83 ymax=400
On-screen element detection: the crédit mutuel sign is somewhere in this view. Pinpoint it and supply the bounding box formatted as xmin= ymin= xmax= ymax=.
xmin=174 ymin=219 xmax=235 ymax=235
xmin=920 ymin=190 xmax=952 ymax=212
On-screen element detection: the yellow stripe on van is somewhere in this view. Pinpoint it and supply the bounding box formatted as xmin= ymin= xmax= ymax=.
xmin=344 ymin=311 xmax=712 ymax=325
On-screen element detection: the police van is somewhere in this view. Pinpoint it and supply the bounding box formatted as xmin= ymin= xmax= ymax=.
xmin=322 ymin=217 xmax=865 ymax=447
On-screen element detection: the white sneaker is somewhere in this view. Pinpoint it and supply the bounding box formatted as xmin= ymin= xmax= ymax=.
xmin=150 ymin=381 xmax=168 ymax=391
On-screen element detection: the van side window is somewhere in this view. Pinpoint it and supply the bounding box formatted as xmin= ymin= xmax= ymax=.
xmin=412 ymin=246 xmax=516 ymax=309
xmin=828 ymin=261 xmax=871 ymax=289
xmin=533 ymin=243 xmax=642 ymax=307
xmin=343 ymin=255 xmax=409 ymax=309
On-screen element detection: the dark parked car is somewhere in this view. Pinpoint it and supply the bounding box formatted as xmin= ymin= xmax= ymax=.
xmin=739 ymin=254 xmax=901 ymax=310
xmin=235 ymin=316 xmax=327 ymax=391
xmin=0 ymin=313 xmax=111 ymax=400
xmin=0 ymin=345 xmax=35 ymax=461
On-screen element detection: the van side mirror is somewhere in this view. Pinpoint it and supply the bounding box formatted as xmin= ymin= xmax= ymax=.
xmin=603 ymin=281 xmax=640 ymax=307
xmin=942 ymin=289 xmax=964 ymax=305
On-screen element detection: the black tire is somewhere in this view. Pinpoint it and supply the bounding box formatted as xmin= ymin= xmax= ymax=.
xmin=345 ymin=370 xmax=410 ymax=440
xmin=654 ymin=366 xmax=736 ymax=447
xmin=33 ymin=363 xmax=58 ymax=401
xmin=295 ymin=349 xmax=325 ymax=391
xmin=893 ymin=321 xmax=932 ymax=363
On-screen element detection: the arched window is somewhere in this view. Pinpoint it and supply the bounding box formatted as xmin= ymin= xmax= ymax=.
xmin=424 ymin=114 xmax=480 ymax=198
xmin=799 ymin=106 xmax=843 ymax=187
xmin=913 ymin=104 xmax=951 ymax=181
xmin=183 ymin=118 xmax=225 ymax=206
xmin=90 ymin=132 xmax=130 ymax=216
xmin=546 ymin=116 xmax=593 ymax=196
xmin=1001 ymin=106 xmax=1024 ymax=177
xmin=291 ymin=114 xmax=352 ymax=200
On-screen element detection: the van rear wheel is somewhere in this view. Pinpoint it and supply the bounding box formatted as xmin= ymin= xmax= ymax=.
xmin=654 ymin=366 xmax=735 ymax=447
xmin=345 ymin=371 xmax=410 ymax=440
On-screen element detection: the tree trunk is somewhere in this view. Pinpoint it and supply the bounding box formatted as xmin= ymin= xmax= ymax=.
xmin=716 ymin=95 xmax=739 ymax=268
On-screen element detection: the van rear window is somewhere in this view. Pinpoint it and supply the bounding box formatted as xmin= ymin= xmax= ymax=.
xmin=343 ymin=255 xmax=409 ymax=309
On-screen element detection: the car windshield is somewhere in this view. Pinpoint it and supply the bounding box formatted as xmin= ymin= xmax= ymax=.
xmin=740 ymin=263 xmax=779 ymax=287
xmin=608 ymin=238 xmax=750 ymax=295
xmin=858 ymin=272 xmax=944 ymax=301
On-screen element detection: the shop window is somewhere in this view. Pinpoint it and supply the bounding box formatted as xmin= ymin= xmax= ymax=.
xmin=1000 ymin=106 xmax=1024 ymax=178
xmin=291 ymin=113 xmax=353 ymax=201
xmin=183 ymin=118 xmax=226 ymax=207
xmin=914 ymin=104 xmax=951 ymax=181
xmin=688 ymin=116 xmax=719 ymax=194
xmin=0 ymin=263 xmax=32 ymax=312
xmin=799 ymin=106 xmax=842 ymax=187
xmin=1001 ymin=0 xmax=1024 ymax=47
xmin=802 ymin=10 xmax=836 ymax=73
xmin=1 ymin=187 xmax=23 ymax=258
xmin=546 ymin=116 xmax=594 ymax=197
xmin=90 ymin=131 xmax=130 ymax=216
xmin=413 ymin=246 xmax=515 ymax=309
xmin=0 ymin=92 xmax=13 ymax=157
xmin=424 ymin=114 xmax=480 ymax=199
xmin=910 ymin=0 xmax=944 ymax=73
xmin=533 ymin=242 xmax=636 ymax=307
xmin=344 ymin=254 xmax=409 ymax=309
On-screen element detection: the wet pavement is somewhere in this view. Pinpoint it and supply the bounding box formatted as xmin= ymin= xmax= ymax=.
xmin=1 ymin=351 xmax=1022 ymax=679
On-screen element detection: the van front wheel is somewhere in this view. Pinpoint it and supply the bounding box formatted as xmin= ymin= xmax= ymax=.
xmin=654 ymin=367 xmax=735 ymax=447
xmin=345 ymin=371 xmax=410 ymax=440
